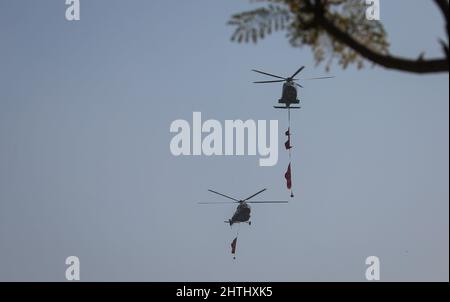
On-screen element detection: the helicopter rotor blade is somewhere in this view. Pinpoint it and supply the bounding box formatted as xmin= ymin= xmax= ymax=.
xmin=207 ymin=189 xmax=240 ymax=202
xmin=253 ymin=80 xmax=286 ymax=84
xmin=246 ymin=201 xmax=289 ymax=203
xmin=295 ymin=83 xmax=304 ymax=88
xmin=198 ymin=201 xmax=237 ymax=204
xmin=252 ymin=69 xmax=286 ymax=80
xmin=304 ymin=76 xmax=335 ymax=80
xmin=243 ymin=188 xmax=267 ymax=201
xmin=290 ymin=66 xmax=305 ymax=79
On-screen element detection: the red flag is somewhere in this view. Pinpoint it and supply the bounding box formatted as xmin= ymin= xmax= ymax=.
xmin=284 ymin=136 xmax=292 ymax=150
xmin=231 ymin=237 xmax=237 ymax=259
xmin=285 ymin=128 xmax=292 ymax=150
xmin=285 ymin=163 xmax=292 ymax=189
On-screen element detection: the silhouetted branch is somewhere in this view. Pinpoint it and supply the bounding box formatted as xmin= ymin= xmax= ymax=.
xmin=311 ymin=0 xmax=449 ymax=73
xmin=434 ymin=0 xmax=449 ymax=59
xmin=230 ymin=0 xmax=450 ymax=74
xmin=434 ymin=0 xmax=449 ymax=24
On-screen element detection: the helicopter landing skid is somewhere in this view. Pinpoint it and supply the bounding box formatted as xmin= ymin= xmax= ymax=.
xmin=274 ymin=106 xmax=301 ymax=109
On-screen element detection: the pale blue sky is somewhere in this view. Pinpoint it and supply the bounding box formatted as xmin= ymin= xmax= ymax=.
xmin=0 ymin=0 xmax=448 ymax=281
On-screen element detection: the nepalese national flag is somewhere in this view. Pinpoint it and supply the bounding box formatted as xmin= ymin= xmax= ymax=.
xmin=285 ymin=136 xmax=292 ymax=150
xmin=231 ymin=237 xmax=237 ymax=254
xmin=285 ymin=128 xmax=292 ymax=150
xmin=285 ymin=163 xmax=292 ymax=189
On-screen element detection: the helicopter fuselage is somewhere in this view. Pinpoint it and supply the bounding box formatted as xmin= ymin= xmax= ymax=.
xmin=227 ymin=202 xmax=251 ymax=226
xmin=279 ymin=81 xmax=300 ymax=106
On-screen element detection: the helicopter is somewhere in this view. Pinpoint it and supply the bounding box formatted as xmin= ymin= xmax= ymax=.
xmin=252 ymin=66 xmax=334 ymax=109
xmin=198 ymin=188 xmax=288 ymax=226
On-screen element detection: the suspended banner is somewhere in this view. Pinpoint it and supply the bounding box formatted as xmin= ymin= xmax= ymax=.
xmin=285 ymin=128 xmax=292 ymax=150
xmin=284 ymin=116 xmax=294 ymax=198
xmin=285 ymin=163 xmax=292 ymax=190
xmin=231 ymin=237 xmax=237 ymax=259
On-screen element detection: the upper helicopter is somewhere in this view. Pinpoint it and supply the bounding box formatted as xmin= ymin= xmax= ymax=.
xmin=252 ymin=66 xmax=334 ymax=109
xmin=198 ymin=188 xmax=287 ymax=226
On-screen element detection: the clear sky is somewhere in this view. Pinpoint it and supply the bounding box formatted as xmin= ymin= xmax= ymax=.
xmin=0 ymin=0 xmax=448 ymax=281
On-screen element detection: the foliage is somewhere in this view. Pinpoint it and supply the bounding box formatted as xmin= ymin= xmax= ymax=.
xmin=228 ymin=0 xmax=449 ymax=74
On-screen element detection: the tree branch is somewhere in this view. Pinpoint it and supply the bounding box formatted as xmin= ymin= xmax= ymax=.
xmin=312 ymin=0 xmax=449 ymax=74
xmin=434 ymin=0 xmax=449 ymax=55
xmin=434 ymin=0 xmax=449 ymax=24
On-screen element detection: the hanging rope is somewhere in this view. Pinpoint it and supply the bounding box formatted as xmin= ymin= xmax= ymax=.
xmin=284 ymin=108 xmax=294 ymax=198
